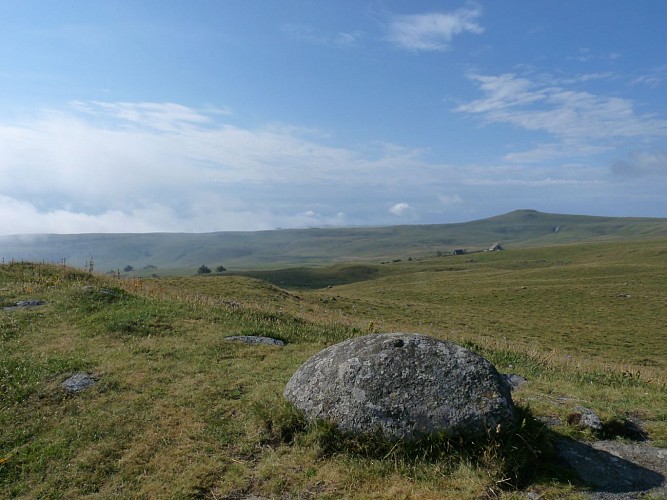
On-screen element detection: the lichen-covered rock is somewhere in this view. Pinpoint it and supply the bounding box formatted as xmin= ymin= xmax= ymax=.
xmin=284 ymin=333 xmax=516 ymax=440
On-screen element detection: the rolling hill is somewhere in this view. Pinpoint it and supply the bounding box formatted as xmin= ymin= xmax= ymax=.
xmin=2 ymin=209 xmax=667 ymax=272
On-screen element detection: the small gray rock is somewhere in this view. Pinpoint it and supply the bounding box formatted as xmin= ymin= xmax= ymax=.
xmin=3 ymin=299 xmax=45 ymax=311
xmin=284 ymin=333 xmax=516 ymax=441
xmin=225 ymin=335 xmax=285 ymax=346
xmin=16 ymin=299 xmax=45 ymax=307
xmin=502 ymin=373 xmax=527 ymax=390
xmin=571 ymin=406 xmax=603 ymax=431
xmin=62 ymin=373 xmax=97 ymax=393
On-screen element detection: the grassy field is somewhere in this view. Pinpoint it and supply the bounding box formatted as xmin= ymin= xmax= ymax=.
xmin=1 ymin=238 xmax=666 ymax=498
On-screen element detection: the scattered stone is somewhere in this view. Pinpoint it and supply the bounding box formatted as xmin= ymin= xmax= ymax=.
xmin=502 ymin=373 xmax=527 ymax=390
xmin=3 ymin=299 xmax=45 ymax=311
xmin=284 ymin=332 xmax=516 ymax=441
xmin=568 ymin=406 xmax=603 ymax=431
xmin=222 ymin=300 xmax=241 ymax=308
xmin=61 ymin=373 xmax=97 ymax=393
xmin=225 ymin=335 xmax=285 ymax=346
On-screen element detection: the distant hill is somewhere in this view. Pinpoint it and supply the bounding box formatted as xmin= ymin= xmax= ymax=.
xmin=2 ymin=210 xmax=667 ymax=272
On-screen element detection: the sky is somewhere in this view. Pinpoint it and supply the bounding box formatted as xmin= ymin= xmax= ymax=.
xmin=1 ymin=1 xmax=666 ymax=235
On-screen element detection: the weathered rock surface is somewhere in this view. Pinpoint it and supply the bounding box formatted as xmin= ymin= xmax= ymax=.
xmin=284 ymin=333 xmax=516 ymax=440
xmin=225 ymin=335 xmax=285 ymax=346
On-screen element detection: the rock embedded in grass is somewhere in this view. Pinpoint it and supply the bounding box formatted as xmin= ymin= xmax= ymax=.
xmin=3 ymin=299 xmax=45 ymax=311
xmin=502 ymin=373 xmax=527 ymax=390
xmin=284 ymin=332 xmax=516 ymax=441
xmin=61 ymin=373 xmax=97 ymax=393
xmin=568 ymin=406 xmax=603 ymax=431
xmin=225 ymin=335 xmax=285 ymax=346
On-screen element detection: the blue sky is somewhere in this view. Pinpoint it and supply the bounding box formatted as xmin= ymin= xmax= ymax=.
xmin=1 ymin=1 xmax=666 ymax=234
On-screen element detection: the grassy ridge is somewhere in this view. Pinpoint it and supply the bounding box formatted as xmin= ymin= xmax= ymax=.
xmin=3 ymin=210 xmax=667 ymax=272
xmin=1 ymin=239 xmax=666 ymax=498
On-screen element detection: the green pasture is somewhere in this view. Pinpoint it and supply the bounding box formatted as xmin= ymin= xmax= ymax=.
xmin=1 ymin=238 xmax=665 ymax=498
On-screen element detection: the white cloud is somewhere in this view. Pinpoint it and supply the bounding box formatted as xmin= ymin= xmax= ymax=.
xmin=0 ymin=101 xmax=442 ymax=234
xmin=0 ymin=195 xmax=173 ymax=234
xmin=458 ymin=73 xmax=667 ymax=162
xmin=2 ymin=97 xmax=663 ymax=236
xmin=387 ymin=6 xmax=483 ymax=51
xmin=389 ymin=202 xmax=411 ymax=216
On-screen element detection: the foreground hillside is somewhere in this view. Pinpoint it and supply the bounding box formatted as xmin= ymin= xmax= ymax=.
xmin=1 ymin=240 xmax=666 ymax=498
xmin=2 ymin=210 xmax=667 ymax=272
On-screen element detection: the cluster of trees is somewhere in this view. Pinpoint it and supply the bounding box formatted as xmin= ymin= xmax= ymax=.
xmin=119 ymin=264 xmax=226 ymax=275
xmin=123 ymin=264 xmax=158 ymax=273
xmin=197 ymin=265 xmax=227 ymax=274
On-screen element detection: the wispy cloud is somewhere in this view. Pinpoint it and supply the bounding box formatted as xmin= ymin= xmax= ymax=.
xmin=386 ymin=6 xmax=483 ymax=51
xmin=71 ymin=101 xmax=230 ymax=132
xmin=629 ymin=66 xmax=667 ymax=88
xmin=611 ymin=149 xmax=667 ymax=178
xmin=457 ymin=72 xmax=667 ymax=162
xmin=282 ymin=23 xmax=363 ymax=48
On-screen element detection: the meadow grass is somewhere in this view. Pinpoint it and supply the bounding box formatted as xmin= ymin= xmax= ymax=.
xmin=0 ymin=239 xmax=665 ymax=498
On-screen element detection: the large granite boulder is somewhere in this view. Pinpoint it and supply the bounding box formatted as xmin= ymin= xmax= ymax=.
xmin=284 ymin=333 xmax=516 ymax=440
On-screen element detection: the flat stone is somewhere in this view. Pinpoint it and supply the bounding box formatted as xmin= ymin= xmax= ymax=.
xmin=225 ymin=335 xmax=285 ymax=346
xmin=62 ymin=373 xmax=97 ymax=393
xmin=284 ymin=333 xmax=516 ymax=441
xmin=3 ymin=299 xmax=45 ymax=311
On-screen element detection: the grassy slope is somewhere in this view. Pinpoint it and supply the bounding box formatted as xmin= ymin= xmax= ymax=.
xmin=1 ymin=239 xmax=666 ymax=498
xmin=3 ymin=210 xmax=667 ymax=272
